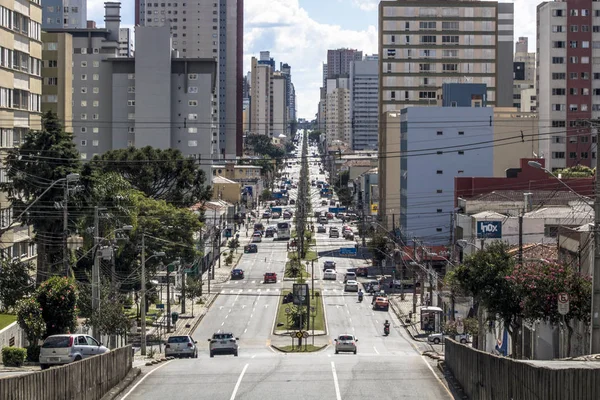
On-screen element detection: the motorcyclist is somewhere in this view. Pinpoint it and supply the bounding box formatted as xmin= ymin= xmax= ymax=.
xmin=384 ymin=320 xmax=390 ymax=333
xmin=358 ymin=289 xmax=363 ymax=301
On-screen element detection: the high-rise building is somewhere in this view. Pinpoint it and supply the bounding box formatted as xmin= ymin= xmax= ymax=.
xmin=44 ymin=4 xmax=217 ymax=173
xmin=378 ymin=0 xmax=514 ymax=113
xmin=513 ymin=37 xmax=536 ymax=111
xmin=136 ymin=0 xmax=243 ymax=158
xmin=322 ymin=64 xmax=328 ymax=87
xmin=350 ymin=58 xmax=379 ymax=150
xmin=41 ymin=31 xmax=73 ymax=133
xmin=272 ymin=73 xmax=287 ymax=139
xmin=326 ymin=78 xmax=351 ymax=146
xmin=250 ymin=56 xmax=272 ymax=136
xmin=118 ymin=27 xmax=133 ymax=57
xmin=537 ymin=0 xmax=596 ymax=170
xmin=42 ymin=0 xmax=87 ymax=29
xmin=327 ymin=49 xmax=363 ymax=79
xmin=0 ymin=0 xmax=43 ymax=262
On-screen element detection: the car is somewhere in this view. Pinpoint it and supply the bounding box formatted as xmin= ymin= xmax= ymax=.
xmin=323 ymin=269 xmax=337 ymax=280
xmin=272 ymin=212 xmax=281 ymax=219
xmin=319 ymin=217 xmax=328 ymax=224
xmin=372 ymin=297 xmax=389 ymax=311
xmin=334 ymin=334 xmax=358 ymax=354
xmin=355 ymin=267 xmax=369 ymax=277
xmin=321 ymin=200 xmax=327 ymax=206
xmin=39 ymin=334 xmax=109 ymax=370
xmin=344 ymin=280 xmax=359 ymax=292
xmin=265 ymin=227 xmax=276 ymax=238
xmin=392 ymin=279 xmax=414 ymax=289
xmin=208 ymin=332 xmax=239 ymax=357
xmin=231 ymin=268 xmax=245 ymax=279
xmin=344 ymin=272 xmax=357 ymax=283
xmin=283 ymin=211 xmax=292 ymax=219
xmin=428 ymin=332 xmax=471 ymax=345
xmin=252 ymin=233 xmax=262 ymax=243
xmin=262 ymin=211 xmax=272 ymax=219
xmin=166 ymin=335 xmax=198 ymax=358
xmin=244 ymin=244 xmax=257 ymax=253
xmin=329 ymin=228 xmax=340 ymax=238
xmin=317 ymin=225 xmax=326 ymax=233
xmin=326 ymin=212 xmax=334 ymax=219
xmin=264 ymin=272 xmax=277 ymax=283
xmin=323 ymin=260 xmax=336 ymax=271
xmin=344 ymin=231 xmax=355 ymax=240
xmin=366 ymin=281 xmax=381 ymax=293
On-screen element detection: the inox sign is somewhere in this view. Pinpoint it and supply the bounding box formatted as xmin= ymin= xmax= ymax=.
xmin=476 ymin=221 xmax=502 ymax=239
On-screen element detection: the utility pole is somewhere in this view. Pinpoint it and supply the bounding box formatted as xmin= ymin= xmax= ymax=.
xmin=140 ymin=233 xmax=147 ymax=356
xmin=181 ymin=267 xmax=186 ymax=314
xmin=92 ymin=206 xmax=100 ymax=340
xmin=166 ymin=265 xmax=171 ymax=333
xmin=518 ymin=211 xmax=524 ymax=265
xmin=63 ymin=181 xmax=69 ymax=277
xmin=311 ymin=259 xmax=315 ymax=299
xmin=593 ymin=118 xmax=600 ymax=353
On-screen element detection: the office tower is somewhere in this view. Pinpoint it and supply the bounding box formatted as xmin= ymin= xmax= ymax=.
xmin=136 ymin=0 xmax=243 ymax=158
xmin=327 ymin=49 xmax=363 ymax=78
xmin=42 ymin=0 xmax=87 ymax=29
xmin=350 ymin=58 xmax=379 ymax=150
xmin=250 ymin=56 xmax=272 ymax=136
xmin=537 ymin=0 xmax=596 ymax=170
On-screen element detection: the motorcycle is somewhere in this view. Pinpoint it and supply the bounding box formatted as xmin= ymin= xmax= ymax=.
xmin=384 ymin=324 xmax=390 ymax=336
xmin=358 ymin=293 xmax=363 ymax=303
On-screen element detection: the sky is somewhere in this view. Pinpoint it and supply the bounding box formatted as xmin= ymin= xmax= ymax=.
xmin=89 ymin=0 xmax=538 ymax=120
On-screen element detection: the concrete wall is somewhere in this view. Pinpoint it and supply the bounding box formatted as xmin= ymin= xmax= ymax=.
xmin=0 ymin=322 xmax=26 ymax=363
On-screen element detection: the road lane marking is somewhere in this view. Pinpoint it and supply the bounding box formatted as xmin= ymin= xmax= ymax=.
xmin=373 ymin=346 xmax=379 ymax=355
xmin=221 ymin=322 xmax=225 ymax=326
xmin=330 ymin=362 xmax=342 ymax=400
xmin=121 ymin=360 xmax=173 ymax=399
xmin=244 ymin=328 xmax=247 ymax=333
xmin=229 ymin=363 xmax=249 ymax=400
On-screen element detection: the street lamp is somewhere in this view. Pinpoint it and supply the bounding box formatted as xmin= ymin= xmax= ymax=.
xmin=140 ymin=239 xmax=166 ymax=356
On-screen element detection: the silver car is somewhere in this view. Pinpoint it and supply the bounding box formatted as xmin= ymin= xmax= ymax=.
xmin=208 ymin=332 xmax=239 ymax=357
xmin=166 ymin=335 xmax=198 ymax=358
xmin=335 ymin=334 xmax=358 ymax=354
xmin=39 ymin=334 xmax=109 ymax=370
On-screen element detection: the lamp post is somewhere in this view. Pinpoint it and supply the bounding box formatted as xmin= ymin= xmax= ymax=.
xmin=62 ymin=173 xmax=80 ymax=276
xmin=140 ymin=238 xmax=165 ymax=356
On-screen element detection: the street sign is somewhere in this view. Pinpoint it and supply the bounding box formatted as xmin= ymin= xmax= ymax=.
xmin=302 ymin=331 xmax=309 ymax=338
xmin=456 ymin=319 xmax=465 ymax=334
xmin=293 ymin=283 xmax=309 ymax=306
xmin=156 ymin=304 xmax=165 ymax=309
xmin=290 ymin=332 xmax=296 ymax=338
xmin=339 ymin=247 xmax=357 ymax=255
xmin=558 ymin=292 xmax=570 ymax=315
xmin=285 ymin=307 xmax=291 ymax=314
xmin=296 ymin=331 xmax=304 ymax=339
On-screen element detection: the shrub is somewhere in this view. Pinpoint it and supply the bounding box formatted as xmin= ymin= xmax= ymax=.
xmin=225 ymin=253 xmax=234 ymax=266
xmin=36 ymin=276 xmax=78 ymax=337
xmin=2 ymin=347 xmax=26 ymax=367
xmin=26 ymin=345 xmax=40 ymax=362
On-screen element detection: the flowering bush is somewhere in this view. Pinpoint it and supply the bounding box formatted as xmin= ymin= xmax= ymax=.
xmin=36 ymin=276 xmax=78 ymax=337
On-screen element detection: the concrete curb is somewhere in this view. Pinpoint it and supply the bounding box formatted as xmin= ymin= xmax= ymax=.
xmin=389 ymin=299 xmax=441 ymax=356
xmin=271 ymin=344 xmax=328 ymax=353
xmin=100 ymin=367 xmax=141 ymax=400
xmin=186 ymin=293 xmax=219 ymax=335
xmin=273 ymin=330 xmax=328 ymax=337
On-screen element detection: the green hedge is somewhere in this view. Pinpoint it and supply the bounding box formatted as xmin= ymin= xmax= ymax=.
xmin=2 ymin=346 xmax=26 ymax=367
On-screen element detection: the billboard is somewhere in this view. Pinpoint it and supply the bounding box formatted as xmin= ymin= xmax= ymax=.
xmin=476 ymin=221 xmax=502 ymax=239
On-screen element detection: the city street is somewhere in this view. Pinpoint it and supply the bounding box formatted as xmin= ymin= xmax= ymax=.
xmin=119 ymin=133 xmax=452 ymax=400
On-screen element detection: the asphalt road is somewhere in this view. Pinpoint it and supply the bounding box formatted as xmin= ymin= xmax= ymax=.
xmin=120 ymin=132 xmax=453 ymax=400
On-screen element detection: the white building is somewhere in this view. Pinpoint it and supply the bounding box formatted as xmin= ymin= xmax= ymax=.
xmin=250 ymin=57 xmax=272 ymax=136
xmin=350 ymin=58 xmax=379 ymax=150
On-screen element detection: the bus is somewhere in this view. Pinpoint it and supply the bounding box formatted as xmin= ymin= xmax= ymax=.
xmin=276 ymin=222 xmax=291 ymax=240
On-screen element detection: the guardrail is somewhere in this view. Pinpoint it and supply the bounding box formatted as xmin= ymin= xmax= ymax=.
xmin=0 ymin=345 xmax=132 ymax=400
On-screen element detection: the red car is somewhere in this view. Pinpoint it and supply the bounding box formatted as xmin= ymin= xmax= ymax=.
xmin=326 ymin=212 xmax=334 ymax=219
xmin=264 ymin=272 xmax=277 ymax=283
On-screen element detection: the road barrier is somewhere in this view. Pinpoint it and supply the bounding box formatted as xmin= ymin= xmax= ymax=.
xmin=445 ymin=339 xmax=600 ymax=399
xmin=0 ymin=345 xmax=133 ymax=400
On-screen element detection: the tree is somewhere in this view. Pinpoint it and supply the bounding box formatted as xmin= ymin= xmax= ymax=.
xmin=15 ymin=297 xmax=46 ymax=361
xmin=368 ymin=233 xmax=389 ymax=265
xmin=87 ymin=147 xmax=212 ymax=207
xmin=36 ymin=276 xmax=78 ymax=338
xmin=0 ymin=260 xmax=34 ymax=312
xmin=84 ymin=296 xmax=132 ymax=338
xmin=0 ymin=111 xmax=81 ymax=281
xmin=308 ymin=131 xmax=322 ymax=143
xmin=228 ymin=238 xmax=240 ymax=253
xmin=246 ymin=134 xmax=285 ymax=159
xmin=261 ymin=189 xmax=272 ymax=202
xmin=554 ymin=165 xmax=595 ymax=178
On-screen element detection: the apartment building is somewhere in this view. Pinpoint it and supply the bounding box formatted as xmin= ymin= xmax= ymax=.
xmin=350 ymin=58 xmax=379 ymax=150
xmin=537 ymin=0 xmax=598 ymax=171
xmin=327 ymin=48 xmax=363 ymax=79
xmin=44 ymin=5 xmax=217 ymax=173
xmin=42 ymin=0 xmax=86 ymax=29
xmin=41 ymin=31 xmax=72 ymax=132
xmin=272 ymin=73 xmax=287 ymax=139
xmin=0 ymin=0 xmax=43 ymax=262
xmin=250 ymin=56 xmax=271 ymax=136
xmin=513 ymin=37 xmax=536 ymax=111
xmin=135 ymin=0 xmax=243 ymax=158
xmin=326 ymin=77 xmax=351 ymax=146
xmin=378 ymin=0 xmax=514 ymax=113
xmin=118 ymin=27 xmax=133 ymax=57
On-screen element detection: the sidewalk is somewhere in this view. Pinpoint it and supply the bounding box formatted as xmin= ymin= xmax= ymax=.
xmin=388 ymin=293 xmax=430 ymax=342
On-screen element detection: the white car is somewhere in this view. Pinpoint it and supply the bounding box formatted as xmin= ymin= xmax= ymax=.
xmin=208 ymin=332 xmax=239 ymax=357
xmin=344 ymin=280 xmax=359 ymax=292
xmin=323 ymin=269 xmax=337 ymax=280
xmin=166 ymin=335 xmax=198 ymax=358
xmin=39 ymin=334 xmax=109 ymax=370
xmin=334 ymin=334 xmax=358 ymax=354
xmin=252 ymin=233 xmax=262 ymax=243
xmin=428 ymin=332 xmax=471 ymax=345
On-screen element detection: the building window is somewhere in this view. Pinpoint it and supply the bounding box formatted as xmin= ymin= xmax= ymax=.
xmin=436 ymin=189 xmax=443 ymax=193
xmin=128 ymin=73 xmax=135 ymax=79
xmin=93 ymin=127 xmax=99 ymax=133
xmin=93 ymin=61 xmax=100 ymax=67
xmin=458 ymin=151 xmax=464 ymax=155
xmin=128 ymin=113 xmax=135 ymax=120
xmin=80 ymin=153 xmax=87 ymax=160
xmin=128 ymin=127 xmax=135 ymax=133
xmin=93 ymin=74 xmax=99 ymax=80
xmin=92 ymin=114 xmax=99 ymax=120
xmin=81 ymin=100 xmax=87 ymax=107
xmin=552 ymin=152 xmax=565 ymax=159
xmin=127 ymin=87 xmax=135 ymax=93
xmin=93 ymin=87 xmax=99 ymax=94
xmin=188 ymin=100 xmax=198 ymax=106
xmin=188 ymin=73 xmax=198 ymax=80
xmin=80 ymin=127 xmax=87 ymax=133
xmin=127 ymin=100 xmax=135 ymax=106
xmin=80 ymin=140 xmax=87 ymax=146
xmin=188 ymin=86 xmax=198 ymax=93
xmin=92 ymin=140 xmax=99 ymax=147
xmin=80 ymin=113 xmax=87 ymax=120
xmin=436 ymin=170 xmax=443 ymax=174
xmin=581 ymin=152 xmax=589 ymax=159
xmin=188 ymin=127 xmax=197 ymax=133
xmin=93 ymin=100 xmax=99 ymax=107
xmin=569 ymin=152 xmax=577 ymax=159
xmin=81 ymin=61 xmax=87 ymax=67
xmin=437 ymin=131 xmax=443 ymax=135
xmin=81 ymin=87 xmax=87 ymax=93
xmin=188 ymin=140 xmax=198 ymax=147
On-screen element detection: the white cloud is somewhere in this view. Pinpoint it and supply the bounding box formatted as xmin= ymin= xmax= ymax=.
xmin=352 ymin=0 xmax=379 ymax=12
xmin=245 ymin=0 xmax=377 ymax=119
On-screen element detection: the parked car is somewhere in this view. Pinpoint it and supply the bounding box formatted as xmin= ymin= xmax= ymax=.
xmin=39 ymin=334 xmax=109 ymax=370
xmin=264 ymin=272 xmax=277 ymax=283
xmin=244 ymin=244 xmax=258 ymax=254
xmin=323 ymin=269 xmax=337 ymax=280
xmin=334 ymin=334 xmax=358 ymax=354
xmin=252 ymin=233 xmax=262 ymax=243
xmin=428 ymin=332 xmax=471 ymax=345
xmin=166 ymin=335 xmax=198 ymax=358
xmin=344 ymin=280 xmax=359 ymax=292
xmin=317 ymin=225 xmax=326 ymax=233
xmin=231 ymin=269 xmax=245 ymax=279
xmin=323 ymin=260 xmax=336 ymax=271
xmin=208 ymin=332 xmax=239 ymax=357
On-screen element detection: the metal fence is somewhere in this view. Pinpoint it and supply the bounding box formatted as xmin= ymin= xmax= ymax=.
xmin=0 ymin=345 xmax=133 ymax=400
xmin=445 ymin=339 xmax=600 ymax=400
